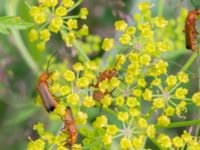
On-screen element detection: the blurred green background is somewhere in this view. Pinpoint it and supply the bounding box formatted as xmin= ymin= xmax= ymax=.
xmin=0 ymin=0 xmax=199 ymax=149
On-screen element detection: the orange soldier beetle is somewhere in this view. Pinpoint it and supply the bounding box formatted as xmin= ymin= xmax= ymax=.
xmin=36 ymin=51 xmax=58 ymax=112
xmin=63 ymin=106 xmax=78 ymax=146
xmin=182 ymin=0 xmax=200 ymax=51
xmin=92 ymin=55 xmax=123 ymax=101
xmin=185 ymin=9 xmax=200 ymax=51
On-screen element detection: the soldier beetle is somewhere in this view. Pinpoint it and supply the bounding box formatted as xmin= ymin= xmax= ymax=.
xmin=92 ymin=55 xmax=123 ymax=102
xmin=185 ymin=9 xmax=200 ymax=51
xmin=63 ymin=106 xmax=78 ymax=146
xmin=36 ymin=51 xmax=58 ymax=112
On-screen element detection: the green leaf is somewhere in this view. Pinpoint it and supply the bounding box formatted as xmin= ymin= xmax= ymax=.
xmin=0 ymin=16 xmax=35 ymax=35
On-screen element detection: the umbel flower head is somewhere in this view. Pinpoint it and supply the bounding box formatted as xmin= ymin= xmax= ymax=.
xmin=28 ymin=0 xmax=89 ymax=51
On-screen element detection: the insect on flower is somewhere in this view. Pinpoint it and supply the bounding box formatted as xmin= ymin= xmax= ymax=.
xmin=36 ymin=51 xmax=58 ymax=112
xmin=92 ymin=55 xmax=123 ymax=101
xmin=63 ymin=106 xmax=78 ymax=146
xmin=185 ymin=9 xmax=200 ymax=51
xmin=183 ymin=0 xmax=200 ymax=51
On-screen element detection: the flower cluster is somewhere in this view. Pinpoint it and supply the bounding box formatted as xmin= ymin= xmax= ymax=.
xmin=28 ymin=0 xmax=89 ymax=51
xmin=28 ymin=1 xmax=200 ymax=150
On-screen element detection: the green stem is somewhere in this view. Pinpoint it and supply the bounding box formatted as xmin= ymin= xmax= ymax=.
xmin=73 ymin=40 xmax=90 ymax=62
xmin=157 ymin=0 xmax=164 ymax=17
xmin=67 ymin=0 xmax=83 ymax=13
xmin=62 ymin=15 xmax=79 ymax=19
xmin=155 ymin=119 xmax=200 ymax=129
xmin=181 ymin=51 xmax=198 ymax=72
xmin=6 ymin=0 xmax=40 ymax=75
xmin=149 ymin=138 xmax=162 ymax=150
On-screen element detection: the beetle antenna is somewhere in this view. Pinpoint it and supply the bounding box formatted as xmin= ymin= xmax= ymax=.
xmin=46 ymin=51 xmax=58 ymax=73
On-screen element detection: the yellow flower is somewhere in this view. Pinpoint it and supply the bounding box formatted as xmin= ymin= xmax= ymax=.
xmin=138 ymin=118 xmax=147 ymax=128
xmin=151 ymin=78 xmax=161 ymax=86
xmin=146 ymin=125 xmax=156 ymax=138
xmin=128 ymin=52 xmax=139 ymax=63
xmin=138 ymin=1 xmax=151 ymax=11
xmin=106 ymin=125 xmax=119 ymax=135
xmin=49 ymin=17 xmax=63 ymax=33
xmin=67 ymin=93 xmax=79 ymax=105
xmin=127 ymin=63 xmax=140 ymax=75
xmin=93 ymin=115 xmax=108 ymax=128
xmin=83 ymin=96 xmax=95 ymax=107
xmin=129 ymin=108 xmax=140 ymax=117
xmin=102 ymin=134 xmax=112 ymax=145
xmin=153 ymin=98 xmax=165 ymax=109
xmin=35 ymin=95 xmax=42 ymax=107
xmin=33 ymin=122 xmax=44 ymax=135
xmin=132 ymin=89 xmax=142 ymax=97
xmin=114 ymin=20 xmax=128 ymax=31
xmin=27 ymin=139 xmax=45 ymax=150
xmin=49 ymin=83 xmax=60 ymax=94
xmin=138 ymin=78 xmax=147 ymax=87
xmin=145 ymin=42 xmax=156 ymax=53
xmin=59 ymin=85 xmax=70 ymax=96
xmin=55 ymin=6 xmax=67 ymax=17
xmin=40 ymin=29 xmax=51 ymax=41
xmin=192 ymin=91 xmax=200 ymax=106
xmin=143 ymin=89 xmax=152 ymax=101
xmin=115 ymin=96 xmax=125 ymax=106
xmin=126 ymin=97 xmax=138 ymax=108
xmin=125 ymin=26 xmax=136 ymax=35
xmin=73 ymin=62 xmax=84 ymax=72
xmin=34 ymin=13 xmax=46 ymax=24
xmin=132 ymin=136 xmax=144 ymax=149
xmin=166 ymin=75 xmax=177 ymax=87
xmin=67 ymin=19 xmax=78 ymax=29
xmin=76 ymin=111 xmax=87 ymax=125
xmin=85 ymin=61 xmax=98 ymax=70
xmin=181 ymin=130 xmax=192 ymax=143
xmin=120 ymin=138 xmax=132 ymax=149
xmin=109 ymin=77 xmax=120 ymax=87
xmin=54 ymin=104 xmax=66 ymax=117
xmin=29 ymin=29 xmax=38 ymax=42
xmin=102 ymin=38 xmax=114 ymax=51
xmin=79 ymin=8 xmax=88 ymax=19
xmin=36 ymin=41 xmax=46 ymax=51
xmin=157 ymin=134 xmax=172 ymax=149
xmin=140 ymin=54 xmax=151 ymax=66
xmin=119 ymin=33 xmax=131 ymax=45
xmin=63 ymin=31 xmax=75 ymax=47
xmin=63 ymin=69 xmax=75 ymax=81
xmin=117 ymin=111 xmax=129 ymax=122
xmin=178 ymin=72 xmax=189 ymax=83
xmin=29 ymin=6 xmax=40 ymax=17
xmin=154 ymin=17 xmax=168 ymax=28
xmin=77 ymin=77 xmax=90 ymax=88
xmin=72 ymin=144 xmax=82 ymax=150
xmin=138 ymin=22 xmax=151 ymax=32
xmin=79 ymin=24 xmax=89 ymax=36
xmin=164 ymin=106 xmax=175 ymax=116
xmin=46 ymin=0 xmax=58 ymax=7
xmin=172 ymin=136 xmax=184 ymax=148
xmin=125 ymin=73 xmax=135 ymax=84
xmin=56 ymin=145 xmax=68 ymax=150
xmin=157 ymin=115 xmax=170 ymax=127
xmin=101 ymin=94 xmax=112 ymax=107
xmin=175 ymin=87 xmax=188 ymax=100
xmin=63 ymin=0 xmax=74 ymax=8
xmin=157 ymin=41 xmax=170 ymax=52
